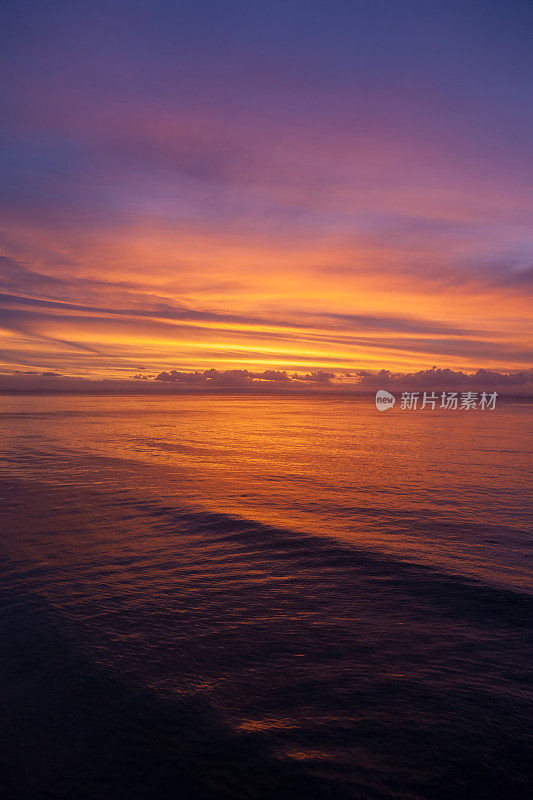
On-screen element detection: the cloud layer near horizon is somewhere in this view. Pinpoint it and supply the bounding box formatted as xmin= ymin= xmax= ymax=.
xmin=1 ymin=366 xmax=532 ymax=394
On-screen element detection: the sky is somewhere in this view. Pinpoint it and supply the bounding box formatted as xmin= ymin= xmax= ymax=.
xmin=1 ymin=0 xmax=532 ymax=386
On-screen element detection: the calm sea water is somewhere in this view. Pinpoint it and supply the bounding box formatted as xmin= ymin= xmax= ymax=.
xmin=0 ymin=393 xmax=531 ymax=799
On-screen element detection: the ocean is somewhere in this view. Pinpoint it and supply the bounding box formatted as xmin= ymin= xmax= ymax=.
xmin=0 ymin=393 xmax=531 ymax=799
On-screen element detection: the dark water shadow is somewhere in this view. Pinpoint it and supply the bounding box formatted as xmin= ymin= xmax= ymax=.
xmin=0 ymin=587 xmax=342 ymax=800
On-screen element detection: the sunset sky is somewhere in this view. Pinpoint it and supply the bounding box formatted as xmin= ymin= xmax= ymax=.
xmin=1 ymin=0 xmax=532 ymax=384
